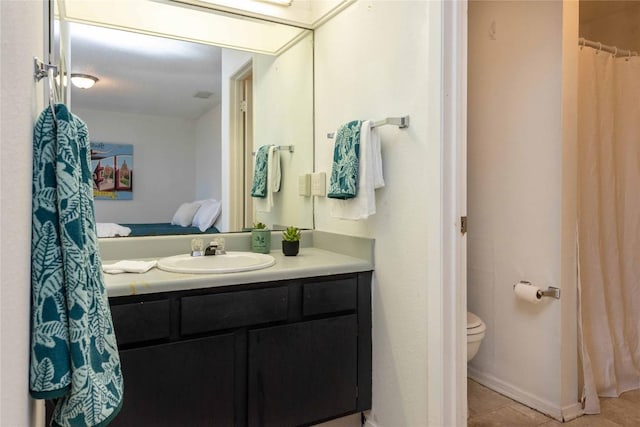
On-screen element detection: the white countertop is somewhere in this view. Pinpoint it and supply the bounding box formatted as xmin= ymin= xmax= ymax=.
xmin=103 ymin=247 xmax=373 ymax=298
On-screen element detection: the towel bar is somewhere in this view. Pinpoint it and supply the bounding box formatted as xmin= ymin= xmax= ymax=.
xmin=34 ymin=57 xmax=58 ymax=82
xmin=251 ymin=145 xmax=294 ymax=156
xmin=327 ymin=116 xmax=410 ymax=138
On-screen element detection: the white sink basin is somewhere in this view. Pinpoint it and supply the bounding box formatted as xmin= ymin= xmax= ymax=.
xmin=157 ymin=252 xmax=275 ymax=274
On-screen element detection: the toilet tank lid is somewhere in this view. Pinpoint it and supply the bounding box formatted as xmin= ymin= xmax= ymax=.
xmin=467 ymin=312 xmax=484 ymax=329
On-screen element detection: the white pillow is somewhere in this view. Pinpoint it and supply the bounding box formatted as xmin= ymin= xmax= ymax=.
xmin=192 ymin=199 xmax=222 ymax=232
xmin=171 ymin=202 xmax=202 ymax=227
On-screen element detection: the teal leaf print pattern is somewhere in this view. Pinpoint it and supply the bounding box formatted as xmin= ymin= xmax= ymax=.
xmin=251 ymin=145 xmax=271 ymax=198
xmin=328 ymin=120 xmax=362 ymax=199
xmin=38 ymin=321 xmax=69 ymax=346
xmin=30 ymin=105 xmax=123 ymax=426
xmin=33 ymin=358 xmax=56 ymax=390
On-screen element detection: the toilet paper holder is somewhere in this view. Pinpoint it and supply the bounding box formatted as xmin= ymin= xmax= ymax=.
xmin=513 ymin=281 xmax=561 ymax=300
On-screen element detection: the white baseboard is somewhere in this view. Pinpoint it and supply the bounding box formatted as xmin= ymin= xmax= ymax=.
xmin=468 ymin=367 xmax=583 ymax=422
xmin=362 ymin=411 xmax=380 ymax=427
xmin=363 ymin=372 xmax=584 ymax=427
xmin=560 ymin=402 xmax=584 ymax=422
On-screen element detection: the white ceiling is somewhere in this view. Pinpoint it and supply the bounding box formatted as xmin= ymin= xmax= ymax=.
xmin=69 ymin=22 xmax=223 ymax=120
xmin=579 ymin=0 xmax=636 ymax=25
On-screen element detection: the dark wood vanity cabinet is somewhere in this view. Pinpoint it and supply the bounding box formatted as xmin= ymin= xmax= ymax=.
xmin=108 ymin=272 xmax=372 ymax=427
xmin=248 ymin=315 xmax=358 ymax=427
xmin=117 ymin=335 xmax=236 ymax=427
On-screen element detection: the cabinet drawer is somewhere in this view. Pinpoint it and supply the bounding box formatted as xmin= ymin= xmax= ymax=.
xmin=303 ymin=277 xmax=357 ymax=316
xmin=181 ymin=286 xmax=288 ymax=335
xmin=110 ymin=300 xmax=171 ymax=346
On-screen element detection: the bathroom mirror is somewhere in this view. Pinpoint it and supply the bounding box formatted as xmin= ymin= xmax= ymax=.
xmin=58 ymin=0 xmax=314 ymax=234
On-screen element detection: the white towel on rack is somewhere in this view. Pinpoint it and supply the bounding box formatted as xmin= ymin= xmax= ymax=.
xmin=330 ymin=120 xmax=385 ymax=220
xmin=255 ymin=145 xmax=281 ymax=213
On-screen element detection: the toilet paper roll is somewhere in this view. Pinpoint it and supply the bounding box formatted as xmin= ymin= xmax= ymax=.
xmin=514 ymin=282 xmax=542 ymax=304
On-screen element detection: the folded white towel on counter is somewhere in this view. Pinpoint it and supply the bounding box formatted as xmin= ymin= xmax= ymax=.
xmin=96 ymin=222 xmax=132 ymax=238
xmin=102 ymin=260 xmax=157 ymax=274
xmin=330 ymin=120 xmax=385 ymax=220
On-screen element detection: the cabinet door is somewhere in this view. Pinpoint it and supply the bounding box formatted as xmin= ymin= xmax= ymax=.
xmin=248 ymin=315 xmax=358 ymax=427
xmin=112 ymin=335 xmax=235 ymax=427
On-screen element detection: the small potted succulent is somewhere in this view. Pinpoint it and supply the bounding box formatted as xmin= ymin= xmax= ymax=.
xmin=251 ymin=222 xmax=271 ymax=254
xmin=281 ymin=226 xmax=301 ymax=256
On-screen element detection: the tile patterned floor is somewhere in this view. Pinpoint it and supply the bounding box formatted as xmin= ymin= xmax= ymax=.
xmin=468 ymin=379 xmax=640 ymax=426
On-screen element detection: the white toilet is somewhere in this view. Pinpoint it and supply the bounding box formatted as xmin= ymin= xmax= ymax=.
xmin=467 ymin=311 xmax=486 ymax=362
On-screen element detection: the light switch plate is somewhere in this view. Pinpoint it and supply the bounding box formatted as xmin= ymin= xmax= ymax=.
xmin=311 ymin=172 xmax=326 ymax=197
xmin=298 ymin=174 xmax=311 ymax=196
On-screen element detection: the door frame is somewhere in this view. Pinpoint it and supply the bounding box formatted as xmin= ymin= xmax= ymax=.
xmin=440 ymin=0 xmax=468 ymax=424
xmin=229 ymin=61 xmax=253 ymax=232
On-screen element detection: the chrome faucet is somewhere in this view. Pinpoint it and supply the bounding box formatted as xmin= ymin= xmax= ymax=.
xmin=204 ymin=238 xmax=226 ymax=256
xmin=191 ymin=238 xmax=226 ymax=256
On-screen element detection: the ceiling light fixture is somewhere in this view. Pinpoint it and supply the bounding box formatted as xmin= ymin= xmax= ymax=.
xmin=70 ymin=73 xmax=99 ymax=89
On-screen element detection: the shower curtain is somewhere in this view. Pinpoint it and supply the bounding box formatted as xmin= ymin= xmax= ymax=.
xmin=578 ymin=46 xmax=640 ymax=414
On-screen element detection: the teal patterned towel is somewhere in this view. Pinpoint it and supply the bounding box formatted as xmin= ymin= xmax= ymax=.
xmin=251 ymin=145 xmax=272 ymax=198
xmin=328 ymin=120 xmax=362 ymax=199
xmin=30 ymin=104 xmax=123 ymax=427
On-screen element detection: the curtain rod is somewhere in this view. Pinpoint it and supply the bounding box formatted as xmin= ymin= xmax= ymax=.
xmin=579 ymin=37 xmax=638 ymax=58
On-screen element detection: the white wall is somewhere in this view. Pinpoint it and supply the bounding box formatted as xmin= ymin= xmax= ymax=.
xmin=467 ymin=1 xmax=579 ymax=420
xmin=253 ymin=32 xmax=313 ymax=230
xmin=314 ymin=1 xmax=442 ymax=426
xmin=0 ymin=1 xmax=44 ymax=425
xmin=195 ymin=103 xmax=222 ymax=201
xmin=74 ymin=108 xmax=199 ymax=223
